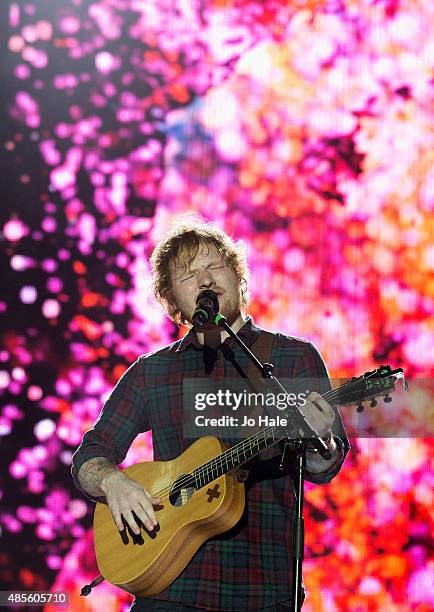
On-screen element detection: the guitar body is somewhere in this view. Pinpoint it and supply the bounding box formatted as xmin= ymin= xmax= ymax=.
xmin=93 ymin=436 xmax=245 ymax=597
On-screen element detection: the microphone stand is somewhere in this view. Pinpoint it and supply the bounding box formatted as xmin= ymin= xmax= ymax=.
xmin=214 ymin=313 xmax=330 ymax=612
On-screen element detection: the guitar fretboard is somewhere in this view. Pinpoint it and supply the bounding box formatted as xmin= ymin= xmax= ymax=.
xmin=191 ymin=367 xmax=400 ymax=490
xmin=193 ymin=426 xmax=282 ymax=489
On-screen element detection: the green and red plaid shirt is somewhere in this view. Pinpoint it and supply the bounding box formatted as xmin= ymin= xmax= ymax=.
xmin=72 ymin=317 xmax=349 ymax=610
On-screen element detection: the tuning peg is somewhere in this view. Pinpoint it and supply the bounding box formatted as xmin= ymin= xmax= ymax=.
xmin=356 ymin=403 xmax=364 ymax=413
xmin=370 ymin=399 xmax=377 ymax=408
xmin=384 ymin=393 xmax=392 ymax=403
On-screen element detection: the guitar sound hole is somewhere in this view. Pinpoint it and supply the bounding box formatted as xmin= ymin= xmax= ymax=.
xmin=169 ymin=474 xmax=196 ymax=507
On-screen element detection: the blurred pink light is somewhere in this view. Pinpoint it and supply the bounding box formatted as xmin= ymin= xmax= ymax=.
xmin=22 ymin=24 xmax=37 ymax=44
xmin=77 ymin=212 xmax=96 ymax=243
xmin=60 ymin=450 xmax=73 ymax=464
xmin=3 ymin=515 xmax=22 ymax=533
xmin=116 ymin=252 xmax=129 ymax=268
xmin=16 ymin=90 xmax=38 ymax=112
xmin=55 ymin=123 xmax=71 ymax=138
xmin=71 ymin=525 xmax=85 ymax=538
xmin=42 ymin=216 xmax=57 ymax=232
xmin=8 ymin=380 xmax=21 ymax=395
xmin=19 ymin=285 xmax=37 ymax=304
xmin=58 ymin=248 xmax=70 ymax=260
xmin=47 ymin=277 xmax=63 ymax=293
xmin=20 ymin=449 xmax=33 ymax=464
xmin=33 ymin=445 xmax=48 ymax=460
xmin=46 ymin=490 xmax=69 ymax=510
xmin=36 ymin=20 xmax=52 ymax=41
xmin=37 ymin=508 xmax=54 ymax=523
xmin=10 ymin=255 xmax=36 ymax=271
xmin=57 ymin=426 xmax=69 ymax=440
xmin=34 ymin=418 xmax=56 ymax=441
xmin=15 ymin=347 xmax=31 ymax=365
xmin=62 ymin=511 xmax=74 ymax=526
xmin=95 ymin=51 xmax=118 ymax=74
xmin=47 ymin=555 xmax=62 ymax=570
xmin=9 ymin=3 xmax=20 ymax=28
xmin=15 ymin=64 xmax=30 ymax=79
xmin=28 ymin=473 xmax=44 ymax=494
xmin=0 ymin=371 xmax=11 ymax=389
xmin=10 ymin=461 xmax=27 ymax=478
xmin=12 ymin=367 xmax=26 ymax=382
xmin=407 ymin=567 xmax=434 ymax=605
xmin=53 ymin=74 xmax=79 ymax=89
xmin=33 ymin=50 xmax=48 ymax=69
xmin=284 ymin=248 xmax=305 ymax=273
xmin=359 ymin=576 xmax=382 ymax=595
xmin=17 ymin=505 xmax=37 ymax=523
xmin=3 ymin=404 xmax=23 ymax=419
xmin=42 ymin=299 xmax=61 ymax=319
xmin=28 ymin=385 xmax=43 ymax=401
xmin=0 ymin=417 xmax=12 ymax=436
xmin=41 ymin=258 xmax=58 ymax=273
xmin=3 ymin=218 xmax=29 ymax=241
xmin=59 ymin=15 xmax=80 ymax=34
xmin=8 ymin=34 xmax=24 ymax=52
xmin=50 ymin=166 xmax=75 ymax=190
xmin=69 ymin=499 xmax=87 ymax=519
xmin=36 ymin=523 xmax=54 ymax=541
xmin=55 ymin=379 xmax=71 ymax=396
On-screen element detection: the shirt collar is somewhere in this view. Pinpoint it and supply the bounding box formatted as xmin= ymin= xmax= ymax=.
xmin=175 ymin=315 xmax=260 ymax=352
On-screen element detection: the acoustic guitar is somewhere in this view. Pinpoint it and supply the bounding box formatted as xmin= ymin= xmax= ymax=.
xmin=92 ymin=365 xmax=406 ymax=597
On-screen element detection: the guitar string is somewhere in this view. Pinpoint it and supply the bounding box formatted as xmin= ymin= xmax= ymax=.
xmin=150 ymin=372 xmax=389 ymax=500
xmin=150 ymin=427 xmax=279 ymax=500
xmin=148 ymin=371 xmax=392 ymax=501
xmin=149 ymin=371 xmax=390 ymax=500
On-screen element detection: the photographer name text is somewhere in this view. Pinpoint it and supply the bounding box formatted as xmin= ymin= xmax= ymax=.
xmin=195 ymin=414 xmax=289 ymax=427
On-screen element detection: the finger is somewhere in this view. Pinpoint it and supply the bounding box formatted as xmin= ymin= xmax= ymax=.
xmin=298 ymin=403 xmax=331 ymax=437
xmin=122 ymin=509 xmax=143 ymax=535
xmin=132 ymin=504 xmax=156 ymax=531
xmin=307 ymin=392 xmax=325 ymax=410
xmin=134 ymin=506 xmax=157 ymax=531
xmin=145 ymin=490 xmax=162 ymax=505
xmin=111 ymin=510 xmax=126 ymax=532
xmin=308 ymin=393 xmax=335 ymax=418
xmin=140 ymin=498 xmax=159 ymax=526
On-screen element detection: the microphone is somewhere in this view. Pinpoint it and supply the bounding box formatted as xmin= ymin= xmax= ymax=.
xmin=192 ymin=290 xmax=219 ymax=326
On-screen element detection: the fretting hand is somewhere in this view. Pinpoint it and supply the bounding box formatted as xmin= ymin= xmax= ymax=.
xmin=298 ymin=391 xmax=335 ymax=438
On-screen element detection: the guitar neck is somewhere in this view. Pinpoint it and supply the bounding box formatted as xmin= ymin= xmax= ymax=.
xmin=193 ymin=388 xmax=335 ymax=489
xmin=192 ymin=366 xmax=404 ymax=490
xmin=193 ymin=426 xmax=284 ymax=490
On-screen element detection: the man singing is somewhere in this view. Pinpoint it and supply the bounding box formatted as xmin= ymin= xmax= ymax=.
xmin=72 ymin=221 xmax=349 ymax=611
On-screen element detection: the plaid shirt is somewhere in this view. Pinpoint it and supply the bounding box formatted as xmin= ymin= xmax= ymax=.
xmin=72 ymin=317 xmax=349 ymax=610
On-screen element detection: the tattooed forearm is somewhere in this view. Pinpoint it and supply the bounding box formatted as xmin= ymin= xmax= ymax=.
xmin=77 ymin=457 xmax=119 ymax=497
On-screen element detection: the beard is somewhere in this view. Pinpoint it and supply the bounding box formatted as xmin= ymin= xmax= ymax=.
xmin=217 ymin=292 xmax=241 ymax=326
xmin=179 ymin=288 xmax=242 ymax=329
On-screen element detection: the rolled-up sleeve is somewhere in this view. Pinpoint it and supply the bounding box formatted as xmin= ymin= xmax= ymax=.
xmin=71 ymin=356 xmax=150 ymax=500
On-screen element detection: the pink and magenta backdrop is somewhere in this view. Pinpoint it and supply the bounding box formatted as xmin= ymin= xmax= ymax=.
xmin=1 ymin=1 xmax=434 ymax=610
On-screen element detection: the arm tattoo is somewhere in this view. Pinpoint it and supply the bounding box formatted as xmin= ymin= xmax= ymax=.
xmin=77 ymin=457 xmax=119 ymax=497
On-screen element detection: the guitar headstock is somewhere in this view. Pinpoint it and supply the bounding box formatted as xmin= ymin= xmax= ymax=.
xmin=334 ymin=365 xmax=408 ymax=412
